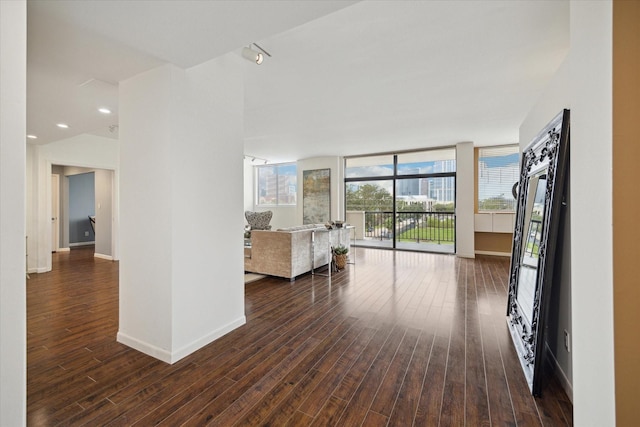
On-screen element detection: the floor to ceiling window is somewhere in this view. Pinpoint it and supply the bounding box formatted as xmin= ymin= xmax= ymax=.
xmin=345 ymin=148 xmax=456 ymax=253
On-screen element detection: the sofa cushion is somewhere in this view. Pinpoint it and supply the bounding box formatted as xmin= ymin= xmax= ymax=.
xmin=245 ymin=210 xmax=272 ymax=230
xmin=276 ymin=224 xmax=324 ymax=232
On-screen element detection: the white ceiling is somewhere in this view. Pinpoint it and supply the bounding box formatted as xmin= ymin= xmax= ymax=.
xmin=27 ymin=0 xmax=569 ymax=163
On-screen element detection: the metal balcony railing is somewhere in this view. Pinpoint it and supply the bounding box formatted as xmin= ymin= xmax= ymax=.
xmin=364 ymin=211 xmax=456 ymax=244
xmin=523 ymin=219 xmax=543 ymax=257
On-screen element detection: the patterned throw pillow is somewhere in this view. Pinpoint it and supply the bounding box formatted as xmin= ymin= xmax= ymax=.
xmin=245 ymin=211 xmax=273 ymax=230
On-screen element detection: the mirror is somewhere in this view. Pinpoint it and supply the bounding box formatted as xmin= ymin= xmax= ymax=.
xmin=507 ymin=109 xmax=569 ymax=396
xmin=516 ymin=171 xmax=546 ymax=326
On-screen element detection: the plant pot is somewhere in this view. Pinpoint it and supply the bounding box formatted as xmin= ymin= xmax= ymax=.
xmin=335 ymin=254 xmax=347 ymax=270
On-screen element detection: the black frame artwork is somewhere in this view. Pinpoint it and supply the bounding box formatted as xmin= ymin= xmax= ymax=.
xmin=506 ymin=109 xmax=570 ymax=396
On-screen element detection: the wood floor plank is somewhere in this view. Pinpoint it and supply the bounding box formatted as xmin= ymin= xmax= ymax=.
xmin=342 ymin=324 xmax=408 ymax=409
xmin=26 ymin=246 xmax=572 ymax=426
xmin=386 ymin=330 xmax=434 ymax=426
xmin=362 ymin=410 xmax=389 ymax=427
xmin=331 ymin=322 xmax=395 ymax=402
xmin=240 ymin=368 xmax=326 ymax=426
xmin=369 ymin=327 xmax=420 ymax=417
xmin=438 ymin=259 xmax=467 ymax=427
xmin=310 ymin=395 xmax=349 ymax=427
xmin=476 ymin=259 xmax=518 ymax=427
xmin=284 ymin=410 xmax=316 ymax=426
xmin=132 ymin=376 xmax=235 ymax=426
xmin=182 ymin=314 xmax=352 ymax=425
xmin=464 ymin=258 xmax=492 ymax=426
xmin=60 ymin=361 xmax=200 ymax=427
xmin=296 ymin=326 xmax=378 ymax=417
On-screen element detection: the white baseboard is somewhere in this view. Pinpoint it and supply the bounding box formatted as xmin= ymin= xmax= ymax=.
xmin=117 ymin=315 xmax=246 ymax=364
xmin=117 ymin=332 xmax=173 ymax=363
xmin=69 ymin=241 xmax=95 ymax=247
xmin=56 ymin=248 xmax=70 ymax=252
xmin=27 ymin=267 xmax=48 ymax=274
xmin=94 ymin=253 xmax=113 ymax=261
xmin=456 ymin=252 xmax=475 ymax=259
xmin=545 ymin=342 xmax=573 ymax=402
xmin=475 ymin=250 xmax=511 ymax=257
xmin=171 ymin=316 xmax=246 ymax=363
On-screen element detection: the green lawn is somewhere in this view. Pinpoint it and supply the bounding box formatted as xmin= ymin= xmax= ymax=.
xmin=397 ymin=226 xmax=455 ymax=243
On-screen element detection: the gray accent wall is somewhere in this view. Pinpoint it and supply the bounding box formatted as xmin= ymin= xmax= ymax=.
xmin=68 ymin=172 xmax=95 ymax=244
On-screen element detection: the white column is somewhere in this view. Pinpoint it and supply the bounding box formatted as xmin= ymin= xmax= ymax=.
xmin=455 ymin=141 xmax=475 ymax=258
xmin=118 ymin=54 xmax=246 ymax=363
xmin=570 ymin=1 xmax=615 ymax=425
xmin=0 ymin=0 xmax=27 ymax=425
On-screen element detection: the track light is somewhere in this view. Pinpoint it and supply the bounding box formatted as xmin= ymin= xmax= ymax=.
xmin=244 ymin=154 xmax=268 ymax=164
xmin=242 ymin=47 xmax=263 ymax=65
xmin=241 ymin=43 xmax=271 ymax=65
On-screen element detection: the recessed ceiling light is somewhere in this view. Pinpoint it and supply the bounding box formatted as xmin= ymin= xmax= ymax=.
xmin=56 ymin=123 xmax=69 ymax=129
xmin=98 ymin=107 xmax=111 ymax=114
xmin=27 ymin=134 xmax=37 ymax=139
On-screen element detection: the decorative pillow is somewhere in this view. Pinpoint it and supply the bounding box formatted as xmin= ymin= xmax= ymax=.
xmin=245 ymin=210 xmax=273 ymax=230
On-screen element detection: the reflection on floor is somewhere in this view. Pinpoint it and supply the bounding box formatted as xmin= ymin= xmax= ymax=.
xmin=354 ymin=238 xmax=455 ymax=253
xmin=244 ymin=273 xmax=266 ymax=284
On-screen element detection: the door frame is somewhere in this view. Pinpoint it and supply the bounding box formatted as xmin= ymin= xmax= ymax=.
xmin=51 ymin=173 xmax=60 ymax=252
xmin=42 ymin=161 xmax=119 ymax=271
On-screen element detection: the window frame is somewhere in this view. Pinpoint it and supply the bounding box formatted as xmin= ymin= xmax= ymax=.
xmin=344 ymin=148 xmax=457 ymax=251
xmin=255 ymin=162 xmax=297 ymax=207
xmin=476 ymin=144 xmax=520 ymax=213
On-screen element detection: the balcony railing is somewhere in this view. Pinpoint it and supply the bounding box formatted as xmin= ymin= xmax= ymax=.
xmin=363 ymin=211 xmax=455 ymax=244
xmin=523 ymin=218 xmax=542 ymax=258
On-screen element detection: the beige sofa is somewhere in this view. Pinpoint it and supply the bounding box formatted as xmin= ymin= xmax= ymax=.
xmin=244 ymin=224 xmax=351 ymax=280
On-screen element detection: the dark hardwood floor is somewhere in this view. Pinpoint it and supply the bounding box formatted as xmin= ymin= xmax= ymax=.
xmin=27 ymin=246 xmax=572 ymax=426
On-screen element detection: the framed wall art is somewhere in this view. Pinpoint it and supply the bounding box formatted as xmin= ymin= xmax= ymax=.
xmin=303 ymin=168 xmax=331 ymax=224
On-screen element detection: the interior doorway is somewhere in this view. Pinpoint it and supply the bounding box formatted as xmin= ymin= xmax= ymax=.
xmin=51 ymin=164 xmax=115 ymax=262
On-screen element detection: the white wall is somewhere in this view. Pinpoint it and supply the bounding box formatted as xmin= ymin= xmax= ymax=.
xmin=118 ymin=54 xmax=245 ymax=363
xmin=94 ymin=169 xmax=113 ymax=258
xmin=26 ymin=134 xmax=119 ymax=272
xmin=297 ymin=156 xmax=344 ymax=225
xmin=173 ymin=53 xmax=245 ymax=358
xmin=0 ymin=1 xmax=27 ymax=425
xmin=569 ymin=1 xmax=614 ymax=425
xmin=257 ymin=205 xmax=297 ymax=230
xmin=243 ymin=159 xmax=254 ymax=212
xmin=521 ymin=1 xmax=615 ymax=423
xmin=119 ymin=64 xmax=175 ymax=359
xmin=455 ymin=142 xmax=475 ymax=258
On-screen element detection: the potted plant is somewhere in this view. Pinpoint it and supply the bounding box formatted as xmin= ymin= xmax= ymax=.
xmin=333 ymin=245 xmax=349 ymax=270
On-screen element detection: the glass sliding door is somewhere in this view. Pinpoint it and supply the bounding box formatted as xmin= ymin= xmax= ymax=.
xmin=346 ymin=180 xmax=394 ymax=249
xmin=345 ymin=148 xmax=456 ymax=253
xmin=395 ymin=176 xmax=455 ymax=253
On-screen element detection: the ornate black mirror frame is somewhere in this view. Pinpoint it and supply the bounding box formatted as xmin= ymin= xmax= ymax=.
xmin=507 ymin=109 xmax=570 ymax=396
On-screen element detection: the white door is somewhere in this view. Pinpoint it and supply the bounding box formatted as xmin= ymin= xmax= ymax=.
xmin=51 ymin=174 xmax=60 ymax=252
